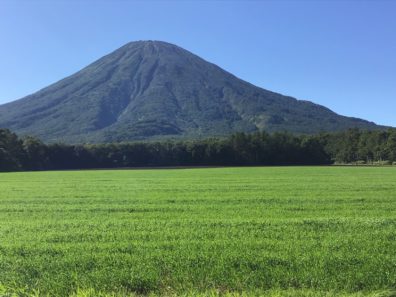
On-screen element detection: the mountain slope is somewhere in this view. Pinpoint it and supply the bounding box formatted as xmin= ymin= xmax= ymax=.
xmin=0 ymin=40 xmax=384 ymax=143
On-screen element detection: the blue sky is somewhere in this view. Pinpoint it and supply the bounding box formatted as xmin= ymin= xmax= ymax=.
xmin=0 ymin=0 xmax=395 ymax=126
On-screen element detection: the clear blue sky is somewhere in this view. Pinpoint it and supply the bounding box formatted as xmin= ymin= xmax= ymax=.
xmin=0 ymin=0 xmax=395 ymax=126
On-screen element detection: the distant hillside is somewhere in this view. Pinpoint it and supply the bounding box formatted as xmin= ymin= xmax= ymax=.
xmin=0 ymin=40 xmax=385 ymax=143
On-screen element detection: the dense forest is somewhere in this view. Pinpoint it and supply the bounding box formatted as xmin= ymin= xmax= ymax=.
xmin=1 ymin=128 xmax=396 ymax=171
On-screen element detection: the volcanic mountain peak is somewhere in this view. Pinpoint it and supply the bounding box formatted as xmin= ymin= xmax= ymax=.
xmin=0 ymin=40 xmax=383 ymax=143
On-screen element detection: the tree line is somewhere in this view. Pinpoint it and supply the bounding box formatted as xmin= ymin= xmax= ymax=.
xmin=1 ymin=128 xmax=396 ymax=171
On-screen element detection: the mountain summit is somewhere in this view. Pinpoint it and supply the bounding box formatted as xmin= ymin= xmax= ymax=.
xmin=0 ymin=41 xmax=382 ymax=143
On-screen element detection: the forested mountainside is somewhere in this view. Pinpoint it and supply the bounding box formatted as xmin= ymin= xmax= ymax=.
xmin=0 ymin=41 xmax=383 ymax=143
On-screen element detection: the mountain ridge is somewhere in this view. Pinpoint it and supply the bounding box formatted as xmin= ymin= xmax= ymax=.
xmin=0 ymin=40 xmax=385 ymax=143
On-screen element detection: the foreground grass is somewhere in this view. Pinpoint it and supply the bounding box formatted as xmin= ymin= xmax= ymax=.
xmin=1 ymin=286 xmax=395 ymax=297
xmin=0 ymin=167 xmax=395 ymax=296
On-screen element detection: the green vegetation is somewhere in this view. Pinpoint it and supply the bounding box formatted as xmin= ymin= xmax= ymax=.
xmin=2 ymin=128 xmax=396 ymax=171
xmin=0 ymin=128 xmax=332 ymax=171
xmin=0 ymin=129 xmax=396 ymax=171
xmin=0 ymin=167 xmax=396 ymax=296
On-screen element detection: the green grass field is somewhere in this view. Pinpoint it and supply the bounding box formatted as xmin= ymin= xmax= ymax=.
xmin=0 ymin=167 xmax=395 ymax=297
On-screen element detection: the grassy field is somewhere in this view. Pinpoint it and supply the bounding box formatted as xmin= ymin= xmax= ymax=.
xmin=0 ymin=167 xmax=395 ymax=297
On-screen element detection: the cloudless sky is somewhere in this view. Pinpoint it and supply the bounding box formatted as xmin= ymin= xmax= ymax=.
xmin=0 ymin=0 xmax=395 ymax=126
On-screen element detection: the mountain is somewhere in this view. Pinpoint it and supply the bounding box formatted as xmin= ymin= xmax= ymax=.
xmin=0 ymin=40 xmax=384 ymax=143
